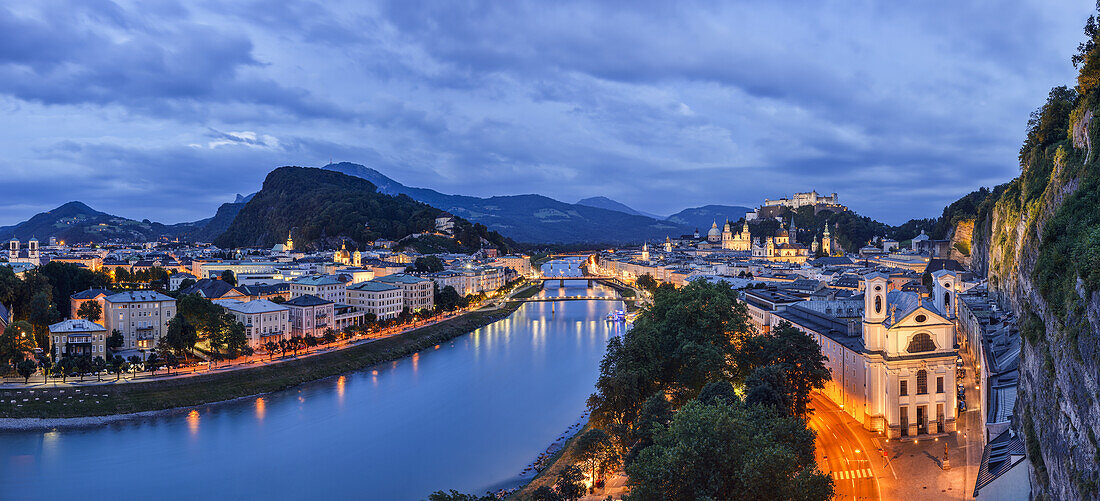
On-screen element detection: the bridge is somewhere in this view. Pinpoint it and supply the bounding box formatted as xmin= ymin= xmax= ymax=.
xmin=506 ymin=295 xmax=623 ymax=303
xmin=537 ymin=275 xmax=616 ymax=287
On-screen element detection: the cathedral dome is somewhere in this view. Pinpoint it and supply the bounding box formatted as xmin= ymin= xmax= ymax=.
xmin=776 ymin=228 xmax=789 ymax=237
xmin=708 ymin=222 xmax=721 ymax=239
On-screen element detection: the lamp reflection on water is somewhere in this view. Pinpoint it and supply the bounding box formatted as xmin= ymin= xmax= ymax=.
xmin=255 ymin=397 xmax=266 ymax=420
xmin=187 ymin=409 xmax=200 ymax=435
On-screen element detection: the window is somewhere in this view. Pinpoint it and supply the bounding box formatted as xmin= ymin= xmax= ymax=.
xmin=900 ymin=380 xmax=908 ymax=396
xmin=874 ymin=295 xmax=882 ymax=314
xmin=937 ymin=376 xmax=944 ymax=393
xmin=917 ymin=369 xmax=928 ymax=395
xmin=907 ymin=333 xmax=936 ymax=353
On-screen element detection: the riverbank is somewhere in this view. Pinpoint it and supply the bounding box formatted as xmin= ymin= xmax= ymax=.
xmin=0 ymin=284 xmax=541 ymax=425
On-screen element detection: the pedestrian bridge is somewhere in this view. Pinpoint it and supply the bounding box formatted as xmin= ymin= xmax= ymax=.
xmin=506 ymin=295 xmax=623 ymax=303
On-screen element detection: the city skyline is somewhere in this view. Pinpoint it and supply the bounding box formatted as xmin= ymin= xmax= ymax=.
xmin=0 ymin=1 xmax=1091 ymax=225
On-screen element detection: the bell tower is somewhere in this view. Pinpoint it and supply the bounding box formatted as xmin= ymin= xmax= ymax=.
xmin=862 ymin=272 xmax=889 ymax=351
xmin=932 ymin=269 xmax=957 ymax=319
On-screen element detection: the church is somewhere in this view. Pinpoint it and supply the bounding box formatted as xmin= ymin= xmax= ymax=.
xmin=721 ymin=220 xmax=751 ymax=251
xmin=774 ymin=270 xmax=959 ymax=438
xmin=751 ymin=220 xmax=810 ymax=263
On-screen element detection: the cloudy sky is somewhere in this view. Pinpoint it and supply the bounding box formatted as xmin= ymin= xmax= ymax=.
xmin=0 ymin=1 xmax=1092 ymax=225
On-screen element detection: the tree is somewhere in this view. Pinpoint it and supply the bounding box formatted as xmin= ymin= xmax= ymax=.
xmin=127 ymin=355 xmax=143 ymax=377
xmin=0 ymin=320 xmax=35 ymax=368
xmin=322 ymin=330 xmax=337 ymax=344
xmin=76 ymin=355 xmax=92 ymax=382
xmin=425 ymin=491 xmax=496 ymax=501
xmin=745 ymin=364 xmax=792 ymax=414
xmin=92 ymin=356 xmax=106 ymax=381
xmin=107 ymin=329 xmax=125 ymax=354
xmin=575 ymin=429 xmax=619 ymax=486
xmin=737 ymin=323 xmax=830 ymax=418
xmin=16 ymin=358 xmax=37 ymax=383
xmin=530 ymin=486 xmax=563 ymax=501
xmin=636 ymin=274 xmax=657 ymax=291
xmin=53 ymin=357 xmax=72 ymax=383
xmin=109 ymin=355 xmax=126 ymax=380
xmin=145 ymin=352 xmax=161 ymax=375
xmin=76 ymin=300 xmax=102 ymax=323
xmin=588 ymin=280 xmax=753 ymax=445
xmin=264 ymin=341 xmax=279 ymax=360
xmin=627 ymin=393 xmax=673 ymax=465
xmin=412 ymin=255 xmax=445 ymax=273
xmin=626 ymin=399 xmax=832 ymax=501
xmin=220 ymin=270 xmax=237 ymax=286
xmin=697 ymin=380 xmax=740 ymax=406
xmin=27 ymin=290 xmax=60 ymax=349
xmin=556 ymin=465 xmax=586 ymax=501
xmin=435 ymin=285 xmax=464 ymax=312
xmin=165 ymin=316 xmax=198 ymax=358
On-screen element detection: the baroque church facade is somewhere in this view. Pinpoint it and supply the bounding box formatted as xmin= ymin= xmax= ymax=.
xmin=776 ymin=271 xmax=960 ymax=439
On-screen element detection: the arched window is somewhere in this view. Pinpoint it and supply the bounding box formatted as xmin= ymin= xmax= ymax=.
xmin=944 ymin=291 xmax=951 ymax=310
xmin=916 ymin=369 xmax=928 ymax=395
xmin=874 ymin=296 xmax=882 ymax=314
xmin=907 ymin=332 xmax=936 ymax=353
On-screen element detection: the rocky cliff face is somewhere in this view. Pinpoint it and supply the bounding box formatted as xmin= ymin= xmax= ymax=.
xmin=965 ymin=109 xmax=1100 ymax=500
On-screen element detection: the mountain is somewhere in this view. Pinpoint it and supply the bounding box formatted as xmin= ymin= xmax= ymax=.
xmin=664 ymin=204 xmax=754 ymax=231
xmin=323 ymin=162 xmax=690 ymax=243
xmin=233 ymin=192 xmax=256 ymax=204
xmin=0 ymin=201 xmax=181 ymax=243
xmin=214 ymin=167 xmax=511 ymax=252
xmin=576 ymin=196 xmax=661 ymax=219
xmin=185 ymin=201 xmax=246 ymax=243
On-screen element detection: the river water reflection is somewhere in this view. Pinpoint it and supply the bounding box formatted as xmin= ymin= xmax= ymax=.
xmin=1 ymin=273 xmax=622 ymax=500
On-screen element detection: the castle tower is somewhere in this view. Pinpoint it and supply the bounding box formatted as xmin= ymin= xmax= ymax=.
xmin=862 ymin=272 xmax=889 ymax=352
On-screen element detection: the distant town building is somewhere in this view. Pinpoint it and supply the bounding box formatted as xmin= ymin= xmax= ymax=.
xmin=103 ymin=291 xmax=176 ymax=350
xmin=372 ymin=273 xmax=434 ymax=312
xmin=290 ymin=274 xmax=347 ymax=304
xmin=214 ymin=299 xmax=290 ymax=347
xmin=284 ymin=294 xmax=334 ymax=338
xmin=346 ymin=281 xmax=404 ymax=320
xmin=49 ymin=318 xmax=107 ymax=358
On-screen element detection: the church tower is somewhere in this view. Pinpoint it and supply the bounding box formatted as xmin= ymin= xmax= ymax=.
xmin=664 ymin=236 xmax=672 ymax=253
xmin=27 ymin=238 xmax=39 ymax=261
xmin=641 ymin=241 xmax=650 ymax=261
xmin=285 ymin=231 xmax=294 ymax=252
xmin=8 ymin=239 xmax=18 ymax=260
xmin=932 ymin=269 xmax=957 ymax=319
xmin=721 ymin=220 xmax=733 ymax=249
xmin=822 ymin=223 xmax=833 ymax=256
xmin=862 ymin=272 xmax=889 ymax=352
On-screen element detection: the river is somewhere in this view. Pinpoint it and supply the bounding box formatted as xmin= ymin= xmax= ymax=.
xmin=0 ymin=259 xmax=622 ymax=500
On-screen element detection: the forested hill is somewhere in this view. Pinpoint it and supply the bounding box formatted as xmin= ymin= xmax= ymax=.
xmin=213 ymin=167 xmax=511 ymax=252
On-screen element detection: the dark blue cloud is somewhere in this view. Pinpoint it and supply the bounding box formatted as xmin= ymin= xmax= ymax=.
xmin=0 ymin=0 xmax=1093 ymax=226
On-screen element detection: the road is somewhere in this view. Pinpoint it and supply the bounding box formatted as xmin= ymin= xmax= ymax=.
xmin=809 ymin=392 xmax=884 ymax=500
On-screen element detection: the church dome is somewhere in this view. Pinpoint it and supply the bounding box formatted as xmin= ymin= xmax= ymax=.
xmin=776 ymin=228 xmax=789 ymax=237
xmin=708 ymin=222 xmax=721 ymax=238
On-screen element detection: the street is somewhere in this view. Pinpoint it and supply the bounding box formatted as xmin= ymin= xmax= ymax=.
xmin=809 ymin=392 xmax=883 ymax=500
